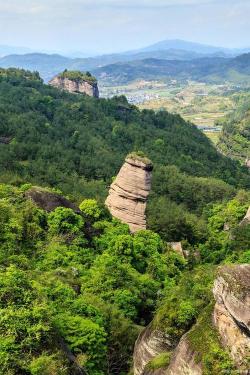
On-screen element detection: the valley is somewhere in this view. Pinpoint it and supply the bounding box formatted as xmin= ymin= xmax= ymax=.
xmin=0 ymin=36 xmax=249 ymax=375
xmin=100 ymin=80 xmax=240 ymax=143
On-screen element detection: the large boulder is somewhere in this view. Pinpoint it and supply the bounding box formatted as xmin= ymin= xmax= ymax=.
xmin=163 ymin=333 xmax=202 ymax=375
xmin=213 ymin=264 xmax=250 ymax=370
xmin=105 ymin=154 xmax=153 ymax=233
xmin=133 ymin=264 xmax=250 ymax=375
xmin=133 ymin=324 xmax=172 ymax=375
xmin=25 ymin=186 xmax=80 ymax=213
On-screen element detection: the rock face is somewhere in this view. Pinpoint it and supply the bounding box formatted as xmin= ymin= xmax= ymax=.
xmin=213 ymin=264 xmax=250 ymax=371
xmin=164 ymin=334 xmax=202 ymax=375
xmin=105 ymin=156 xmax=153 ymax=233
xmin=133 ymin=324 xmax=172 ymax=375
xmin=133 ymin=264 xmax=250 ymax=375
xmin=49 ymin=75 xmax=99 ymax=97
xmin=240 ymin=206 xmax=250 ymax=226
xmin=25 ymin=186 xmax=80 ymax=213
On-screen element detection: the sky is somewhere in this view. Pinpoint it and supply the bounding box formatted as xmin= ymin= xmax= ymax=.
xmin=0 ymin=0 xmax=249 ymax=55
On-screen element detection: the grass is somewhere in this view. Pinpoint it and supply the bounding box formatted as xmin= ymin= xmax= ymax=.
xmin=145 ymin=352 xmax=172 ymax=371
xmin=187 ymin=303 xmax=236 ymax=375
xmin=59 ymin=70 xmax=97 ymax=85
xmin=127 ymin=152 xmax=153 ymax=167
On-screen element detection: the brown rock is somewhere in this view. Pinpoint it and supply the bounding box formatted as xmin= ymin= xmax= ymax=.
xmin=165 ymin=334 xmax=202 ymax=375
xmin=213 ymin=264 xmax=250 ymax=372
xmin=49 ymin=75 xmax=99 ymax=97
xmin=168 ymin=242 xmax=185 ymax=257
xmin=133 ymin=324 xmax=172 ymax=375
xmin=25 ymin=186 xmax=80 ymax=213
xmin=240 ymin=206 xmax=250 ymax=226
xmin=105 ymin=155 xmax=153 ymax=233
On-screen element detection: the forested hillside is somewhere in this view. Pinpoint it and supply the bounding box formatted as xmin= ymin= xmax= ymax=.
xmin=0 ymin=68 xmax=249 ymax=242
xmin=94 ymin=53 xmax=250 ymax=86
xmin=0 ymin=68 xmax=249 ymax=374
xmin=218 ymin=92 xmax=250 ymax=164
xmin=0 ymin=182 xmax=249 ymax=374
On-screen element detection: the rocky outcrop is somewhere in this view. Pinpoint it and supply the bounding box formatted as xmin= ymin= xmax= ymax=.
xmin=240 ymin=206 xmax=250 ymax=226
xmin=25 ymin=186 xmax=80 ymax=213
xmin=168 ymin=242 xmax=184 ymax=256
xmin=213 ymin=264 xmax=250 ymax=371
xmin=105 ymin=155 xmax=153 ymax=233
xmin=133 ymin=324 xmax=202 ymax=375
xmin=164 ymin=334 xmax=202 ymax=375
xmin=133 ymin=264 xmax=250 ymax=375
xmin=133 ymin=324 xmax=172 ymax=375
xmin=49 ymin=75 xmax=99 ymax=97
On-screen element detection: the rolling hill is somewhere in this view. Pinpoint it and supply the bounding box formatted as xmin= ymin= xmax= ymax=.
xmin=94 ymin=53 xmax=250 ymax=86
xmin=0 ymin=39 xmax=248 ymax=82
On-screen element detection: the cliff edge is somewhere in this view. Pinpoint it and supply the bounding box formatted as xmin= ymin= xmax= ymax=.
xmin=49 ymin=70 xmax=99 ymax=97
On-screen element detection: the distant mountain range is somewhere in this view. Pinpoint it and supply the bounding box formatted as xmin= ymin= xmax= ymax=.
xmin=128 ymin=39 xmax=240 ymax=55
xmin=0 ymin=44 xmax=33 ymax=57
xmin=0 ymin=39 xmax=249 ymax=83
xmin=94 ymin=53 xmax=250 ymax=86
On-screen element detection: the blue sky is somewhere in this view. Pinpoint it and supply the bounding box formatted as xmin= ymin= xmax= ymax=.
xmin=0 ymin=0 xmax=249 ymax=55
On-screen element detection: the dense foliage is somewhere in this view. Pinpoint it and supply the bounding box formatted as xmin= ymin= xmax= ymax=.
xmin=218 ymin=92 xmax=250 ymax=164
xmin=58 ymin=70 xmax=97 ymax=85
xmin=0 ymin=69 xmax=249 ymax=374
xmin=0 ymin=183 xmax=249 ymax=374
xmin=0 ymin=68 xmax=249 ymax=243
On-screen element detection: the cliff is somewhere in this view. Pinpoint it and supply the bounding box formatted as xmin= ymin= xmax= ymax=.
xmin=213 ymin=264 xmax=250 ymax=371
xmin=105 ymin=154 xmax=153 ymax=233
xmin=133 ymin=324 xmax=173 ymax=375
xmin=133 ymin=264 xmax=250 ymax=374
xmin=49 ymin=70 xmax=99 ymax=97
xmin=240 ymin=206 xmax=250 ymax=226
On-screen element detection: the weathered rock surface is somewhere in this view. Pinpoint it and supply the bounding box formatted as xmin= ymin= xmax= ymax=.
xmin=133 ymin=264 xmax=250 ymax=375
xmin=133 ymin=324 xmax=172 ymax=375
xmin=213 ymin=264 xmax=250 ymax=371
xmin=49 ymin=75 xmax=99 ymax=97
xmin=25 ymin=186 xmax=80 ymax=213
xmin=105 ymin=156 xmax=153 ymax=233
xmin=240 ymin=206 xmax=250 ymax=226
xmin=164 ymin=334 xmax=202 ymax=375
xmin=168 ymin=242 xmax=184 ymax=257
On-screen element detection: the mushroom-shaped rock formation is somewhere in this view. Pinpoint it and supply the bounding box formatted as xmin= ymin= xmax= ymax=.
xmin=49 ymin=70 xmax=99 ymax=98
xmin=105 ymin=154 xmax=153 ymax=233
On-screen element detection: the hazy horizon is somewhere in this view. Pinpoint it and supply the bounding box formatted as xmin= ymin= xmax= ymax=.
xmin=0 ymin=0 xmax=249 ymax=56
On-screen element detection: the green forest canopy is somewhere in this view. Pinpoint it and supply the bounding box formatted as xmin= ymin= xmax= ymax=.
xmin=0 ymin=69 xmax=249 ymax=374
xmin=0 ymin=68 xmax=249 ymax=242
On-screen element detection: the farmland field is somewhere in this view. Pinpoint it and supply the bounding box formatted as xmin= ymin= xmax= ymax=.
xmin=100 ymin=80 xmax=240 ymax=143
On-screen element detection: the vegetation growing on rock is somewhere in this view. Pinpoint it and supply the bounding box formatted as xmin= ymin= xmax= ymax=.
xmin=58 ymin=69 xmax=97 ymax=85
xmin=0 ymin=68 xmax=249 ymax=374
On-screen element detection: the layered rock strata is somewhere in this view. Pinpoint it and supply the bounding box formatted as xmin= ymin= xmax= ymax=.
xmin=49 ymin=75 xmax=99 ymax=97
xmin=133 ymin=324 xmax=172 ymax=375
xmin=133 ymin=264 xmax=250 ymax=375
xmin=105 ymin=156 xmax=153 ymax=233
xmin=164 ymin=334 xmax=202 ymax=375
xmin=213 ymin=264 xmax=250 ymax=371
